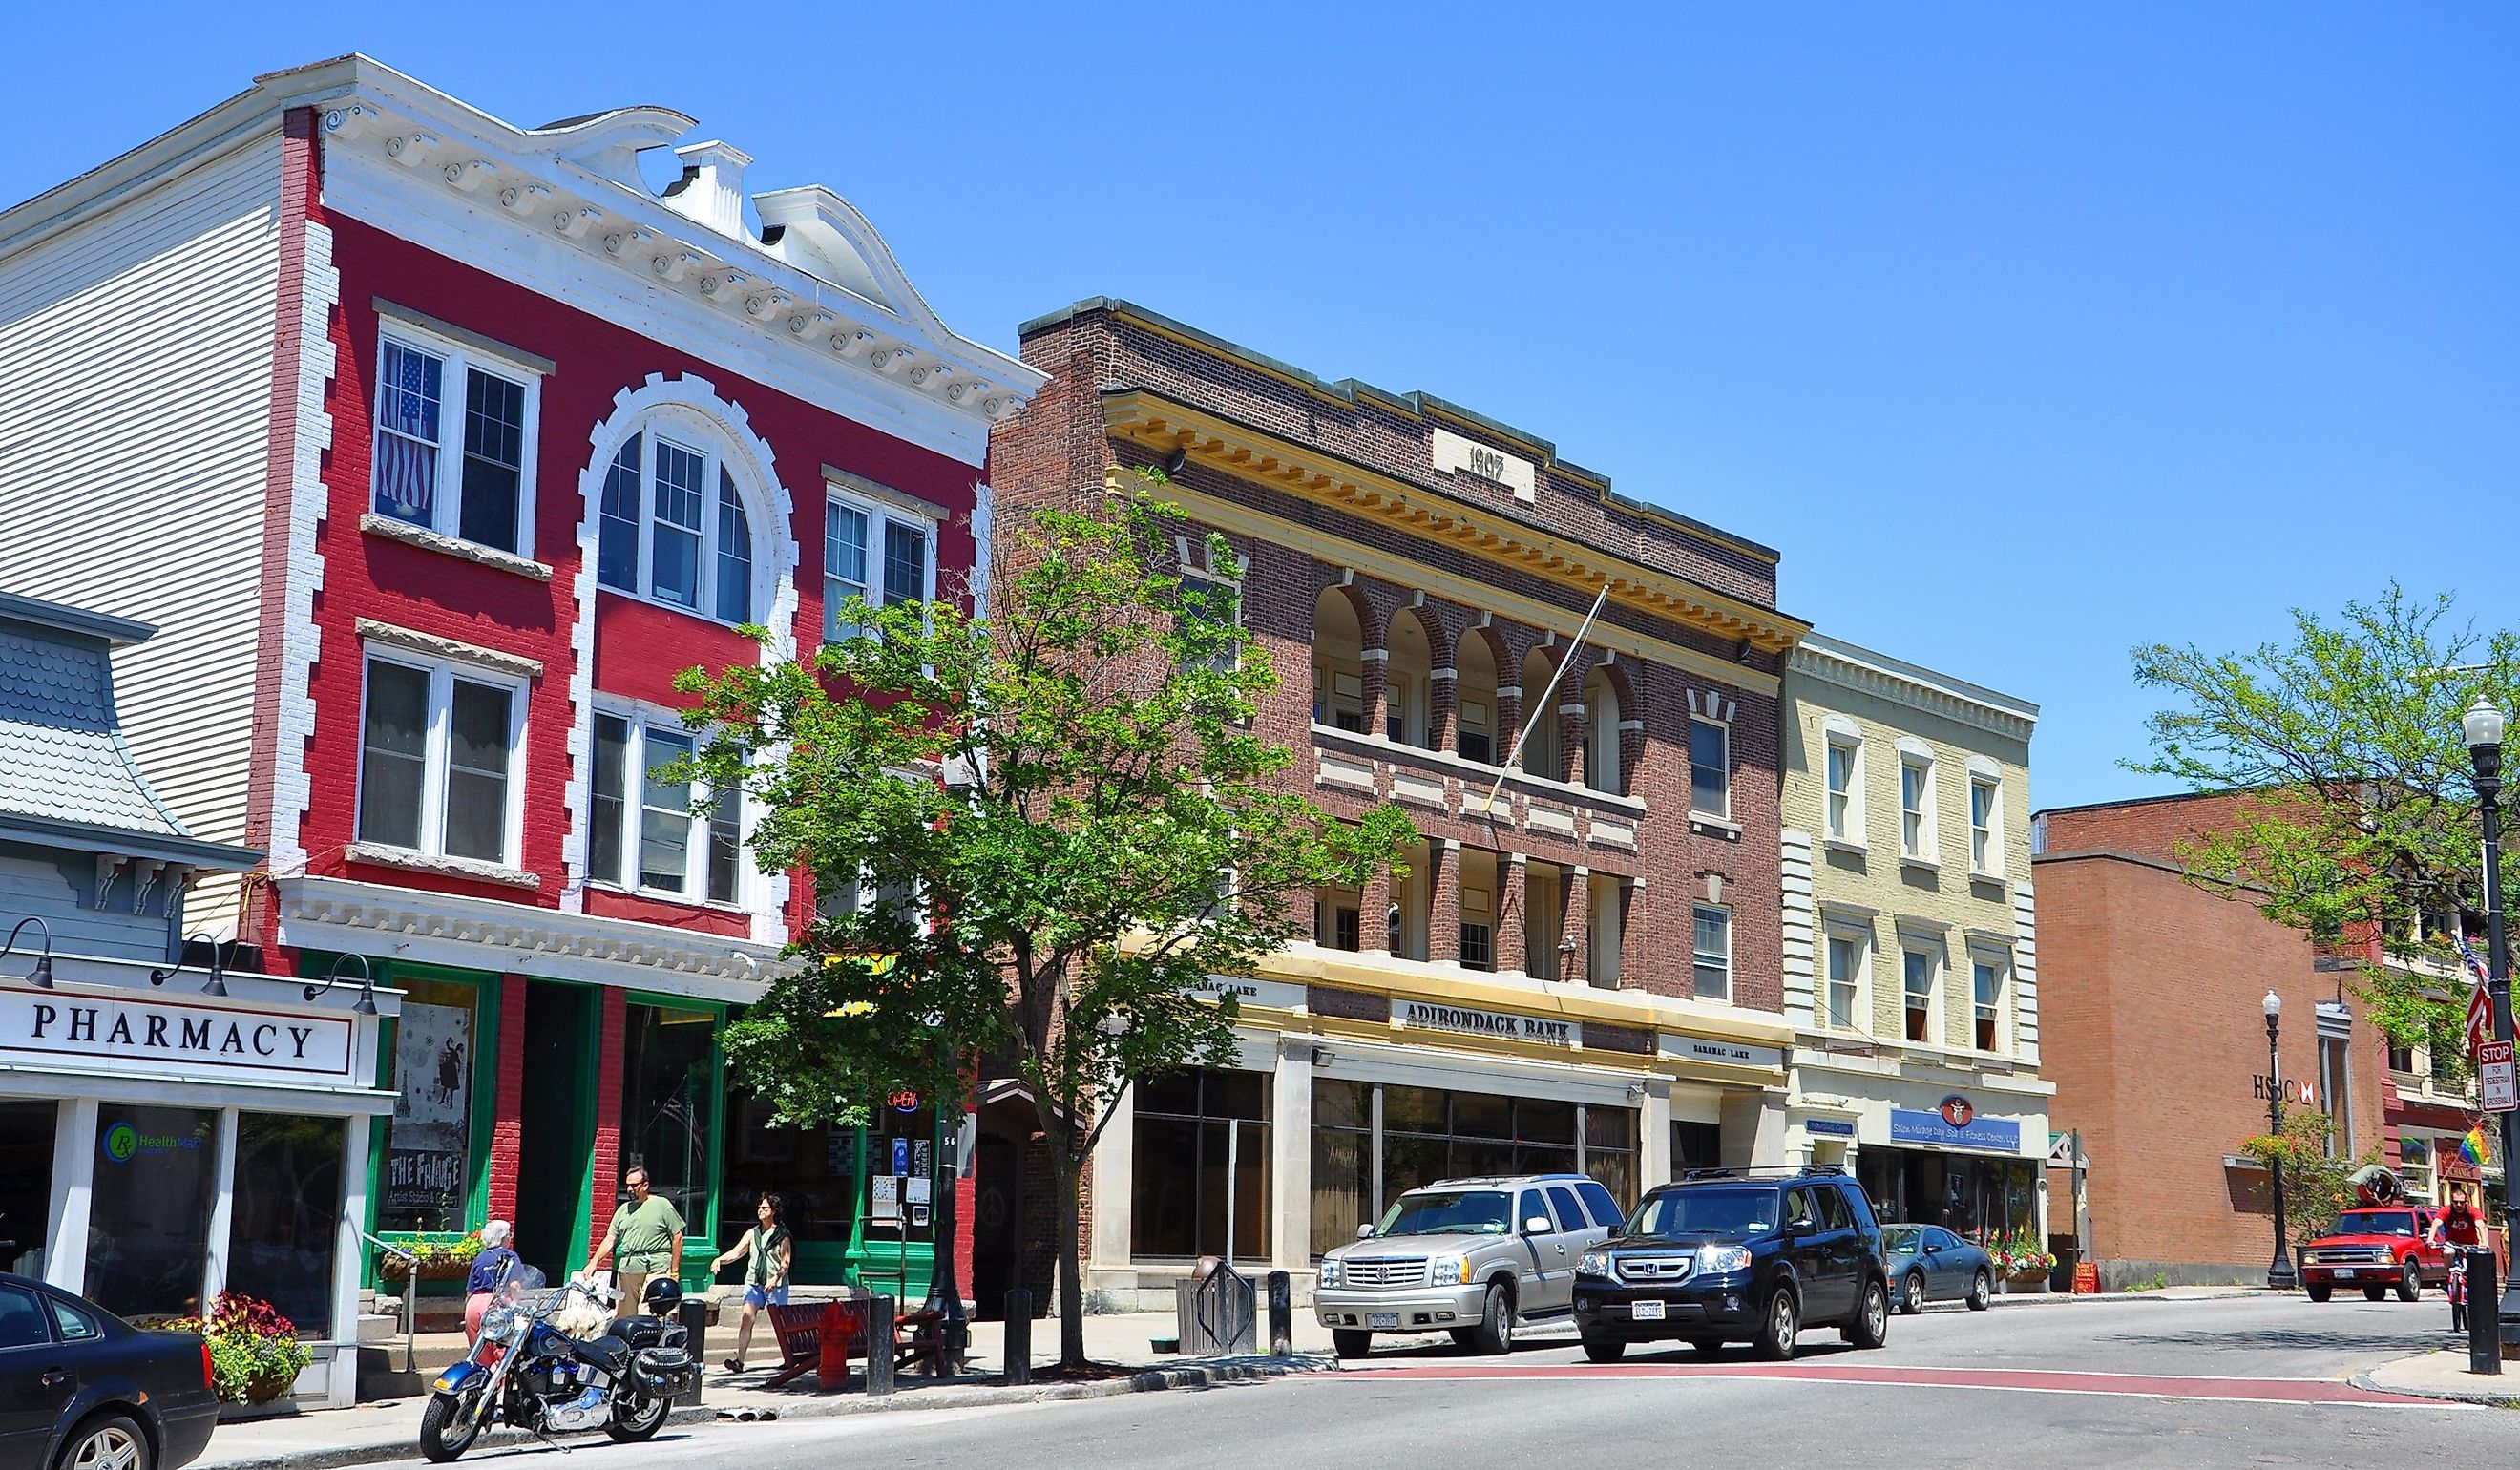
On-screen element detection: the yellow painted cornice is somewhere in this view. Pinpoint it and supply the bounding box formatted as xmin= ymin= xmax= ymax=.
xmin=1104 ymin=390 xmax=1811 ymax=657
xmin=1260 ymin=948 xmax=1797 ymax=1051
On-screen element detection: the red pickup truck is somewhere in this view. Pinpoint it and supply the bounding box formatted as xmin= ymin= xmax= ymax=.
xmin=2299 ymin=1207 xmax=2449 ymax=1301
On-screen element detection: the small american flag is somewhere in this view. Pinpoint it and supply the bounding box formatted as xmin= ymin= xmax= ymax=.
xmin=373 ymin=342 xmax=439 ymax=514
xmin=2456 ymin=932 xmax=2496 ymax=1060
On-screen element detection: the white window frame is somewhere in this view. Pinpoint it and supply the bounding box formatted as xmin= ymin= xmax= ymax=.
xmin=1967 ymin=765 xmax=2005 ymax=878
xmin=586 ymin=700 xmax=749 ymax=908
xmin=1689 ymin=715 xmax=1732 ymax=820
xmin=1822 ymin=923 xmax=1870 ymax=1033
xmin=1822 ymin=719 xmax=1865 ymax=847
xmin=370 ymin=325 xmax=543 ymax=557
xmin=1970 ymin=950 xmax=2009 ymax=1055
xmin=1898 ymin=745 xmax=1938 ymax=864
xmin=824 ymin=485 xmax=937 ymax=642
xmin=1691 ymin=903 xmax=1732 ymax=1002
xmin=1173 ymin=535 xmax=1246 ymax=676
xmin=595 ymin=410 xmax=767 ymax=626
xmin=353 ymin=649 xmax=527 ymax=867
xmin=1900 ymin=945 xmax=1939 ymax=1044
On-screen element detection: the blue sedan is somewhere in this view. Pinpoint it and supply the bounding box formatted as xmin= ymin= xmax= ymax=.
xmin=1883 ymin=1225 xmax=1995 ymax=1314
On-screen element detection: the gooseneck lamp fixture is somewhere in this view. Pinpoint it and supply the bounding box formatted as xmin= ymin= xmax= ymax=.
xmin=150 ymin=932 xmax=231 ymax=998
xmin=1 ymin=916 xmax=54 ymax=990
xmin=302 ymin=952 xmax=379 ymax=1016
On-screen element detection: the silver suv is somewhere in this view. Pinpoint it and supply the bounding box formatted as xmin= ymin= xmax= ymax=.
xmin=1314 ymin=1174 xmax=1625 ymax=1358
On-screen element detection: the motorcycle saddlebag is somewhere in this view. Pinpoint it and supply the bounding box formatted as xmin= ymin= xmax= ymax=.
xmin=631 ymin=1345 xmax=696 ymax=1396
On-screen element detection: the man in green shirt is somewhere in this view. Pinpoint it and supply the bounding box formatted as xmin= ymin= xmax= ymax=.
xmin=585 ymin=1166 xmax=684 ymax=1312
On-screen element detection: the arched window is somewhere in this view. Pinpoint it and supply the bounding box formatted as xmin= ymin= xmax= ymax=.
xmin=1386 ymin=610 xmax=1436 ymax=750
xmin=1312 ymin=589 xmax=1366 ymax=732
xmin=1583 ymin=667 xmax=1622 ymax=794
xmin=1518 ymin=647 xmax=1562 ymax=781
xmin=1456 ymin=632 xmax=1499 ymax=766
xmin=595 ymin=420 xmax=759 ymax=624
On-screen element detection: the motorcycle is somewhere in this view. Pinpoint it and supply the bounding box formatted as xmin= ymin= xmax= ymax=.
xmin=419 ymin=1261 xmax=698 ymax=1462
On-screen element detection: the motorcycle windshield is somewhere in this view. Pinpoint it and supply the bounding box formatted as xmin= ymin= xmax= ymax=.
xmin=494 ymin=1259 xmax=548 ymax=1304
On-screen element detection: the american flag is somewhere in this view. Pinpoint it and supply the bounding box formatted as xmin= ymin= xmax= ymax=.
xmin=374 ymin=342 xmax=439 ymax=514
xmin=2455 ymin=932 xmax=2496 ymax=1060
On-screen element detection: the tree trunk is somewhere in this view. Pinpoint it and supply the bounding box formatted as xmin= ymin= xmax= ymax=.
xmin=1040 ymin=1129 xmax=1086 ymax=1367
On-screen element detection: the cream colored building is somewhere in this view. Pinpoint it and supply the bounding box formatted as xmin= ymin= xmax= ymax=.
xmin=1780 ymin=635 xmax=2052 ymax=1255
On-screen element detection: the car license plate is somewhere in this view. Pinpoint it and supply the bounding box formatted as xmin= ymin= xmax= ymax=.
xmin=2335 ymin=1269 xmax=2356 ymax=1279
xmin=1632 ymin=1300 xmax=1667 ymax=1321
xmin=1367 ymin=1312 xmax=1400 ymax=1329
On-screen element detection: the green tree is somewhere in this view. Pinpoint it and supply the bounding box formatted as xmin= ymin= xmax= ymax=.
xmin=2237 ymin=1107 xmax=2374 ymax=1247
xmin=2130 ymin=583 xmax=2520 ymax=1065
xmin=681 ymin=482 xmax=1415 ymax=1368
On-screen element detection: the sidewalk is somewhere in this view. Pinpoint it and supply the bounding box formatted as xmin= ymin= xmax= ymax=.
xmin=2354 ymin=1346 xmax=2520 ymax=1407
xmin=198 ymin=1312 xmax=1337 ymax=1470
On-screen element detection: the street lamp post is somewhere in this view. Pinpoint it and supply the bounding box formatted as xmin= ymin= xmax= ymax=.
xmin=2464 ymin=697 xmax=2520 ymax=1354
xmin=2262 ymin=989 xmax=2298 ymax=1291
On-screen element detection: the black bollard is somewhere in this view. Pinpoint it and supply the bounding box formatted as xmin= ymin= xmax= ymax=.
xmin=867 ymin=1295 xmax=896 ymax=1396
xmin=677 ymin=1296 xmax=708 ymax=1405
xmin=2470 ymin=1249 xmax=2500 ymax=1376
xmin=1003 ymin=1291 xmax=1032 ymax=1385
xmin=1267 ymin=1271 xmax=1292 ymax=1356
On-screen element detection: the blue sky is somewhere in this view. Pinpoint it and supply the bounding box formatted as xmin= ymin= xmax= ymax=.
xmin=14 ymin=5 xmax=2517 ymax=808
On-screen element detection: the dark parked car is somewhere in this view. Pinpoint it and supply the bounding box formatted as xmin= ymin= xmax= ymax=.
xmin=1883 ymin=1224 xmax=1995 ymax=1313
xmin=0 ymin=1272 xmax=219 ymax=1470
xmin=1571 ymin=1166 xmax=1891 ymax=1362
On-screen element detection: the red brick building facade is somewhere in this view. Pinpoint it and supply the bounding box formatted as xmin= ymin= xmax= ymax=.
xmin=992 ymin=299 xmax=1811 ymax=1305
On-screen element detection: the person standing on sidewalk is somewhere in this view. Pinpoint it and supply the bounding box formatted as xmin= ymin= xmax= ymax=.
xmin=707 ymin=1192 xmax=792 ymax=1372
xmin=583 ymin=1166 xmax=684 ymax=1312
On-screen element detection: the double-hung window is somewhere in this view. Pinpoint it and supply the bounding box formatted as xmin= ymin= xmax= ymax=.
xmin=1176 ymin=567 xmax=1242 ymax=676
xmin=1972 ymin=956 xmax=2006 ymax=1052
xmin=1969 ymin=774 xmax=2002 ymax=876
xmin=1825 ymin=932 xmax=1865 ymax=1031
xmin=588 ymin=708 xmax=744 ymax=904
xmin=1689 ymin=718 xmax=1731 ymax=818
xmin=824 ymin=489 xmax=934 ymax=640
xmin=595 ymin=428 xmax=757 ymax=623
xmin=1825 ymin=737 xmax=1860 ymax=843
xmin=371 ymin=332 xmax=538 ymax=556
xmin=1902 ymin=948 xmax=1937 ymax=1042
xmin=356 ymin=652 xmax=524 ymax=866
xmin=1900 ymin=753 xmax=1936 ymax=861
xmin=1692 ymin=905 xmax=1732 ymax=1001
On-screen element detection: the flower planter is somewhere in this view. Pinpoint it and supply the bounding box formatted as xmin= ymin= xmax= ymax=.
xmin=242 ymin=1371 xmax=298 ymax=1405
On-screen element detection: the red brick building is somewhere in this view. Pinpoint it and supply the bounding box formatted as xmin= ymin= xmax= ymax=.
xmin=991 ymin=299 xmax=1810 ymax=1306
xmin=0 ymin=55 xmax=1042 ymax=1349
xmin=2034 ymin=793 xmax=2402 ymax=1286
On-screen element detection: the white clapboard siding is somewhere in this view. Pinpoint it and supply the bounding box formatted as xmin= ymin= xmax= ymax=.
xmin=0 ymin=130 xmax=283 ymax=928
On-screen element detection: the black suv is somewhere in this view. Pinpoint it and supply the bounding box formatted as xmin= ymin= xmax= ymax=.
xmin=1570 ymin=1166 xmax=1890 ymax=1362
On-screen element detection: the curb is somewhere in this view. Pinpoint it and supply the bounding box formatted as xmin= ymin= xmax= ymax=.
xmin=2350 ymin=1358 xmax=2520 ymax=1409
xmin=196 ymin=1356 xmax=1337 ymax=1470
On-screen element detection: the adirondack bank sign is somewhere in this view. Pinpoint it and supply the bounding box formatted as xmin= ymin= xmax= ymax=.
xmin=0 ymin=986 xmax=355 ymax=1083
xmin=1392 ymin=998 xmax=1581 ymax=1049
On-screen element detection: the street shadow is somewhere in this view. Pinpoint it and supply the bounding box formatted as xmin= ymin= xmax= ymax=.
xmin=2102 ymin=1327 xmax=2446 ymax=1354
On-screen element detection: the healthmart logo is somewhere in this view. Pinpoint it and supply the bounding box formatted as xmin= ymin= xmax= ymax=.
xmin=100 ymin=1121 xmax=201 ymax=1164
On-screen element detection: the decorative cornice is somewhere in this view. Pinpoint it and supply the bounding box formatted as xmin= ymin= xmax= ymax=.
xmin=274 ymin=874 xmax=791 ymax=1000
xmin=1102 ymin=391 xmax=1810 ymax=656
xmin=1789 ymin=639 xmax=2037 ymax=746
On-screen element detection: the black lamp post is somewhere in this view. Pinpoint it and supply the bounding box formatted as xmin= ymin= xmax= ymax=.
xmin=2261 ymin=989 xmax=2298 ymax=1291
xmin=2464 ymin=696 xmax=2520 ymax=1354
xmin=925 ymin=1098 xmax=967 ymax=1375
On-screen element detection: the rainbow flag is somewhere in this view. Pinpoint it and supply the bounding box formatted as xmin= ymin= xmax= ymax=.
xmin=2461 ymin=1125 xmax=2491 ymax=1171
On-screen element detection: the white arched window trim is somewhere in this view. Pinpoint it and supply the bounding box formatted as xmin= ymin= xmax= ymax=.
xmin=563 ymin=374 xmax=799 ymax=938
xmin=593 ymin=403 xmax=774 ymax=627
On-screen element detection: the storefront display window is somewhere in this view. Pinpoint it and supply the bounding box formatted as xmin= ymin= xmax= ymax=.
xmin=229 ymin=1114 xmax=346 ymax=1337
xmin=1134 ymin=1068 xmax=1270 ymax=1260
xmin=621 ymin=1002 xmax=719 ymax=1248
xmin=1308 ymin=1079 xmax=1637 ymax=1254
xmin=86 ymin=1104 xmax=219 ymax=1321
xmin=1858 ymin=1146 xmax=2037 ymax=1243
xmin=380 ymin=977 xmax=480 ymax=1232
xmin=0 ymin=1102 xmax=55 ymax=1279
xmin=721 ymin=1095 xmax=862 ymax=1252
xmin=1312 ymin=1081 xmax=1372 ymax=1255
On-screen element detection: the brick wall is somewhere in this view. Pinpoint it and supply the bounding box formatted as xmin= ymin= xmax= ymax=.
xmin=2040 ymin=790 xmax=2274 ymax=867
xmin=486 ymin=973 xmax=527 ymax=1227
xmin=587 ymin=987 xmax=627 ymax=1252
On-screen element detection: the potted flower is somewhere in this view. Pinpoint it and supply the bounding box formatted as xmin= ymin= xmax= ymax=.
xmin=1992 ymin=1229 xmax=2057 ymax=1289
xmin=200 ymin=1292 xmax=312 ymax=1405
xmin=403 ymin=1233 xmax=485 ymax=1283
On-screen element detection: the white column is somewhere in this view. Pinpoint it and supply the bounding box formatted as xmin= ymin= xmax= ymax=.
xmin=1271 ymin=1039 xmax=1312 ymax=1270
xmin=332 ymin=1112 xmax=372 ymax=1408
xmin=1640 ymin=1079 xmax=1673 ymax=1188
xmin=202 ymin=1106 xmax=240 ymax=1306
xmin=1088 ymin=1083 xmax=1134 ymax=1271
xmin=47 ymin=1099 xmax=96 ymax=1295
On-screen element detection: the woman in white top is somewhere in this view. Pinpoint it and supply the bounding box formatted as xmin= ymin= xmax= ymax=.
xmin=708 ymin=1192 xmax=793 ymax=1373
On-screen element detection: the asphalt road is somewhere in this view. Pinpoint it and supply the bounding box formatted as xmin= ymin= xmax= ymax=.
xmin=348 ymin=1293 xmax=2514 ymax=1470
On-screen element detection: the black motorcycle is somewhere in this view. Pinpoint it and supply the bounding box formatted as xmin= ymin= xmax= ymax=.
xmin=420 ymin=1263 xmax=698 ymax=1462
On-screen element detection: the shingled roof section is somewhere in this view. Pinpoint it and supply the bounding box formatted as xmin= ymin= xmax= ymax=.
xmin=0 ymin=592 xmax=198 ymax=842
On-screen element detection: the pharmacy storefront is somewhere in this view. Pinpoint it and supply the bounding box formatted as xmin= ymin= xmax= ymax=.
xmin=2 ymin=957 xmax=395 ymax=1406
xmin=1074 ymin=966 xmax=1794 ymax=1308
xmin=1791 ymin=1055 xmax=2051 ymax=1249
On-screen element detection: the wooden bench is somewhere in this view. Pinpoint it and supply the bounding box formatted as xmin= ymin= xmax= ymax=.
xmin=760 ymin=1299 xmax=951 ymax=1390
